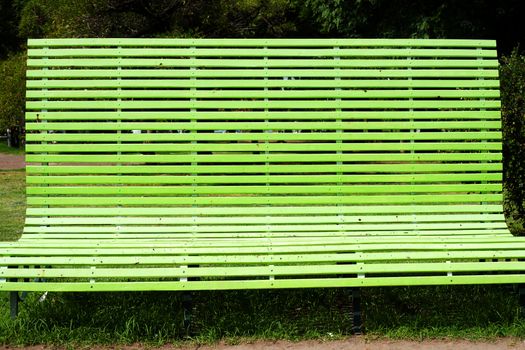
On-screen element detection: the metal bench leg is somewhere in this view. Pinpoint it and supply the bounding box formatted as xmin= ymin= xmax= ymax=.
xmin=10 ymin=291 xmax=19 ymax=319
xmin=182 ymin=292 xmax=192 ymax=332
xmin=519 ymin=284 xmax=525 ymax=317
xmin=352 ymin=288 xmax=363 ymax=334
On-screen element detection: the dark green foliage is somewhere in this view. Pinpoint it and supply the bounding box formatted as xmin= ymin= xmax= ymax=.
xmin=0 ymin=53 xmax=26 ymax=147
xmin=16 ymin=0 xmax=300 ymax=39
xmin=301 ymin=0 xmax=524 ymax=53
xmin=0 ymin=0 xmax=23 ymax=58
xmin=501 ymin=50 xmax=525 ymax=235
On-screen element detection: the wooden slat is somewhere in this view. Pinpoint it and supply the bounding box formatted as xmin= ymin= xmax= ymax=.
xmin=26 ymin=58 xmax=499 ymax=68
xmin=27 ymin=68 xmax=499 ymax=79
xmin=27 ymin=38 xmax=497 ymax=47
xmin=24 ymin=111 xmax=502 ymax=121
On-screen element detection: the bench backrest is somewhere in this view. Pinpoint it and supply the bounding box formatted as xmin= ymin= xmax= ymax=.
xmin=24 ymin=39 xmax=502 ymax=239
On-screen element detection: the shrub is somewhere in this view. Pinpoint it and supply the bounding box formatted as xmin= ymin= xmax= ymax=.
xmin=0 ymin=53 xmax=26 ymax=147
xmin=500 ymin=49 xmax=525 ymax=235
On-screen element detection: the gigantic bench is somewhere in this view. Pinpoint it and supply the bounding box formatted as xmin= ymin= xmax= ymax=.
xmin=2 ymin=38 xmax=525 ymax=324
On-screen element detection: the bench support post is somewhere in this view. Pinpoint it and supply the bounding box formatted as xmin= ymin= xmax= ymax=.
xmin=519 ymin=284 xmax=525 ymax=317
xmin=10 ymin=291 xmax=19 ymax=319
xmin=351 ymin=288 xmax=362 ymax=334
xmin=182 ymin=292 xmax=192 ymax=332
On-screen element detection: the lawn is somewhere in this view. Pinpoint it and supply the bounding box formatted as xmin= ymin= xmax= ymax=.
xmin=1 ymin=169 xmax=525 ymax=346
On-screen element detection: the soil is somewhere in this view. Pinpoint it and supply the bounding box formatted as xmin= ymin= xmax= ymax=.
xmin=3 ymin=338 xmax=525 ymax=350
xmin=0 ymin=153 xmax=24 ymax=170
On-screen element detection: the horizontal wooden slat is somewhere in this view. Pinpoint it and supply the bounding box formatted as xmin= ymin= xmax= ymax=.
xmin=26 ymin=89 xmax=501 ymax=99
xmin=27 ymin=38 xmax=497 ymax=48
xmin=25 ymin=173 xmax=503 ymax=185
xmin=8 ymin=275 xmax=525 ymax=292
xmin=19 ymin=230 xmax=510 ymax=240
xmin=28 ymin=48 xmax=498 ymax=58
xmin=26 ymin=68 xmax=499 ymax=79
xmin=2 ymin=248 xmax=520 ymax=267
xmin=26 ymin=100 xmax=501 ymax=110
xmin=25 ymin=163 xmax=503 ymax=174
xmin=25 ymin=111 xmax=502 ymax=121
xmin=27 ymin=58 xmax=499 ymax=68
xmin=26 ymin=194 xmax=502 ymax=206
xmin=6 ymin=261 xmax=525 ymax=280
xmin=24 ymin=153 xmax=503 ymax=164
xmin=25 ymin=142 xmax=503 ymax=153
xmin=25 ymin=121 xmax=502 ymax=131
xmin=26 ymin=78 xmax=500 ymax=89
xmin=25 ymin=183 xmax=502 ymax=196
xmin=3 ymin=240 xmax=525 ymax=255
xmin=21 ymin=222 xmax=508 ymax=234
xmin=25 ymin=205 xmax=504 ymax=216
xmin=24 ymin=214 xmax=505 ymax=225
xmin=25 ymin=132 xmax=502 ymax=142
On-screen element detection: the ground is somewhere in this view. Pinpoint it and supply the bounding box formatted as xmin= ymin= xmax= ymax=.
xmin=0 ymin=152 xmax=24 ymax=170
xmin=3 ymin=338 xmax=525 ymax=350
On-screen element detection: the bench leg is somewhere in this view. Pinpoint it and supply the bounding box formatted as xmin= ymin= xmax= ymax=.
xmin=352 ymin=288 xmax=363 ymax=335
xmin=182 ymin=292 xmax=192 ymax=332
xmin=519 ymin=284 xmax=525 ymax=317
xmin=10 ymin=291 xmax=19 ymax=319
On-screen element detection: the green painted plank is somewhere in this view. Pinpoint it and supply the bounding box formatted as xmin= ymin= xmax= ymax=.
xmin=25 ymin=204 xmax=504 ymax=217
xmin=27 ymin=38 xmax=497 ymax=47
xmin=2 ymin=249 xmax=523 ymax=266
xmin=5 ymin=274 xmax=525 ymax=292
xmin=24 ymin=214 xmax=505 ymax=225
xmin=26 ymin=78 xmax=500 ymax=89
xmin=26 ymin=58 xmax=499 ymax=68
xmin=25 ymin=121 xmax=502 ymax=131
xmin=25 ymin=131 xmax=502 ymax=142
xmin=22 ymin=232 xmax=510 ymax=240
xmin=4 ymin=240 xmax=525 ymax=256
xmin=25 ymin=183 xmax=502 ymax=196
xmin=29 ymin=48 xmax=498 ymax=58
xmin=3 ymin=261 xmax=525 ymax=280
xmin=26 ymin=89 xmax=500 ymax=99
xmin=22 ymin=222 xmax=507 ymax=233
xmin=25 ymin=173 xmax=503 ymax=185
xmin=25 ymin=111 xmax=502 ymax=120
xmin=26 ymin=100 xmax=501 ymax=110
xmin=25 ymin=142 xmax=503 ymax=153
xmin=26 ymin=68 xmax=499 ymax=79
xmin=26 ymin=194 xmax=502 ymax=206
xmin=25 ymin=163 xmax=503 ymax=174
xmin=19 ymin=231 xmax=510 ymax=241
xmin=24 ymin=153 xmax=503 ymax=164
xmin=6 ymin=274 xmax=525 ymax=292
xmin=4 ymin=234 xmax=520 ymax=249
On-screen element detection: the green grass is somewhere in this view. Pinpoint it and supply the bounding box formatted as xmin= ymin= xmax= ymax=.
xmin=1 ymin=170 xmax=525 ymax=346
xmin=0 ymin=170 xmax=25 ymax=241
xmin=0 ymin=141 xmax=24 ymax=155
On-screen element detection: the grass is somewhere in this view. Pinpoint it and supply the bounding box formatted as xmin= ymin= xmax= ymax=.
xmin=1 ymin=170 xmax=525 ymax=346
xmin=0 ymin=141 xmax=24 ymax=155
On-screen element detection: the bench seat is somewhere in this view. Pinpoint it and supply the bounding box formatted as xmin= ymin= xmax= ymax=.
xmin=2 ymin=38 xmax=525 ymax=292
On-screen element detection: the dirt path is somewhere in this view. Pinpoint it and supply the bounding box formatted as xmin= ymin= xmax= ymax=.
xmin=0 ymin=153 xmax=24 ymax=170
xmin=3 ymin=338 xmax=525 ymax=350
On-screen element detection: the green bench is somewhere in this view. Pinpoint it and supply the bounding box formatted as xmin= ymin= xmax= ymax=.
xmin=2 ymin=38 xmax=525 ymax=325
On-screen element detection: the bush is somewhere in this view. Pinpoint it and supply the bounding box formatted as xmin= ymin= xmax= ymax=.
xmin=500 ymin=50 xmax=525 ymax=235
xmin=0 ymin=53 xmax=26 ymax=147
